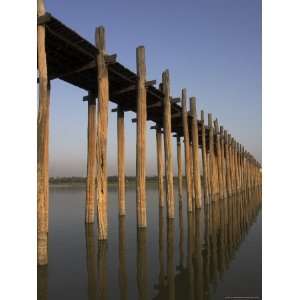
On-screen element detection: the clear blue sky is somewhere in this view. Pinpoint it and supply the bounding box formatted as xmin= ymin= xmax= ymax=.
xmin=45 ymin=0 xmax=261 ymax=177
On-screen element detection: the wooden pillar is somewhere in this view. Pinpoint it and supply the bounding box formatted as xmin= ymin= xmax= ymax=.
xmin=37 ymin=0 xmax=49 ymax=266
xmin=95 ymin=26 xmax=109 ymax=240
xmin=181 ymin=89 xmax=193 ymax=212
xmin=118 ymin=106 xmax=126 ymax=216
xmin=190 ymin=97 xmax=202 ymax=208
xmin=214 ymin=119 xmax=224 ymax=199
xmin=201 ymin=110 xmax=209 ymax=202
xmin=86 ymin=93 xmax=97 ymax=223
xmin=220 ymin=126 xmax=227 ymax=198
xmin=176 ymin=136 xmax=183 ymax=201
xmin=224 ymin=131 xmax=232 ymax=196
xmin=156 ymin=128 xmax=164 ymax=207
xmin=162 ymin=70 xmax=175 ymax=218
xmin=208 ymin=113 xmax=216 ymax=199
xmin=136 ymin=46 xmax=147 ymax=227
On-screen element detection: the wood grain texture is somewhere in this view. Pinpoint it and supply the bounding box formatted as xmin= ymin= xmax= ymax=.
xmin=162 ymin=70 xmax=175 ymax=218
xmin=118 ymin=106 xmax=126 ymax=216
xmin=176 ymin=136 xmax=183 ymax=201
xmin=95 ymin=26 xmax=109 ymax=239
xmin=86 ymin=93 xmax=97 ymax=223
xmin=136 ymin=46 xmax=147 ymax=227
xmin=181 ymin=89 xmax=193 ymax=212
xmin=37 ymin=0 xmax=49 ymax=266
xmin=156 ymin=129 xmax=164 ymax=207
xmin=190 ymin=97 xmax=202 ymax=208
xmin=201 ymin=111 xmax=209 ymax=202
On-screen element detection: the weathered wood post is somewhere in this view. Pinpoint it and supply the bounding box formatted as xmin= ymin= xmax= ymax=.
xmin=156 ymin=128 xmax=164 ymax=207
xmin=208 ymin=113 xmax=217 ymax=199
xmin=190 ymin=97 xmax=202 ymax=208
xmin=117 ymin=106 xmax=126 ymax=216
xmin=86 ymin=92 xmax=97 ymax=223
xmin=136 ymin=46 xmax=147 ymax=227
xmin=190 ymin=143 xmax=195 ymax=201
xmin=181 ymin=89 xmax=193 ymax=212
xmin=162 ymin=70 xmax=175 ymax=218
xmin=95 ymin=26 xmax=109 ymax=240
xmin=214 ymin=119 xmax=224 ymax=199
xmin=224 ymin=131 xmax=232 ymax=196
xmin=228 ymin=134 xmax=235 ymax=194
xmin=220 ymin=126 xmax=227 ymax=198
xmin=176 ymin=136 xmax=183 ymax=202
xmin=201 ymin=110 xmax=209 ymax=202
xmin=37 ymin=0 xmax=49 ymax=266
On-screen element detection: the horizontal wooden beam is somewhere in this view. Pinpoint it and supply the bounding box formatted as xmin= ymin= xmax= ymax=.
xmin=111 ymin=80 xmax=156 ymax=97
xmin=37 ymin=13 xmax=52 ymax=25
xmin=104 ymin=54 xmax=117 ymax=64
xmin=171 ymin=112 xmax=182 ymax=119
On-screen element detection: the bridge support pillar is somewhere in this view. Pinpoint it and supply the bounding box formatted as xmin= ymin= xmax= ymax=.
xmin=156 ymin=128 xmax=164 ymax=207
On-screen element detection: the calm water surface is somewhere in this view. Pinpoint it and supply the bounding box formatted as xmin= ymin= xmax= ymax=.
xmin=38 ymin=185 xmax=262 ymax=300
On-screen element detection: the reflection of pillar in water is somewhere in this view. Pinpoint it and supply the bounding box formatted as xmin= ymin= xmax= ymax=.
xmin=187 ymin=212 xmax=195 ymax=300
xmin=137 ymin=228 xmax=148 ymax=300
xmin=85 ymin=224 xmax=97 ymax=300
xmin=119 ymin=216 xmax=128 ymax=300
xmin=194 ymin=209 xmax=204 ymax=300
xmin=158 ymin=207 xmax=165 ymax=288
xmin=98 ymin=240 xmax=108 ymax=300
xmin=178 ymin=203 xmax=184 ymax=270
xmin=203 ymin=205 xmax=211 ymax=299
xmin=37 ymin=266 xmax=48 ymax=300
xmin=167 ymin=219 xmax=175 ymax=300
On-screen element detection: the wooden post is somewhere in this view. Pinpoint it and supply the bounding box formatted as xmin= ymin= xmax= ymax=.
xmin=37 ymin=0 xmax=49 ymax=266
xmin=208 ymin=113 xmax=217 ymax=199
xmin=181 ymin=89 xmax=193 ymax=212
xmin=220 ymin=126 xmax=227 ymax=198
xmin=176 ymin=136 xmax=183 ymax=201
xmin=224 ymin=131 xmax=232 ymax=196
xmin=95 ymin=26 xmax=109 ymax=240
xmin=136 ymin=46 xmax=147 ymax=227
xmin=118 ymin=106 xmax=126 ymax=216
xmin=86 ymin=92 xmax=97 ymax=223
xmin=201 ymin=111 xmax=209 ymax=202
xmin=190 ymin=97 xmax=202 ymax=208
xmin=162 ymin=70 xmax=175 ymax=218
xmin=214 ymin=119 xmax=224 ymax=199
xmin=156 ymin=129 xmax=164 ymax=207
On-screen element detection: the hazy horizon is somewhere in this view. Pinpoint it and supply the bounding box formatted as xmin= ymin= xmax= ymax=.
xmin=45 ymin=0 xmax=262 ymax=177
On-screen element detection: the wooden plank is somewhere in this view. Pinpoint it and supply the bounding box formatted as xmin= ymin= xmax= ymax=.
xmin=190 ymin=97 xmax=202 ymax=208
xmin=162 ymin=70 xmax=175 ymax=218
xmin=118 ymin=106 xmax=126 ymax=216
xmin=37 ymin=12 xmax=52 ymax=25
xmin=86 ymin=92 xmax=97 ymax=223
xmin=136 ymin=46 xmax=147 ymax=227
xmin=181 ymin=88 xmax=193 ymax=212
xmin=37 ymin=0 xmax=49 ymax=266
xmin=156 ymin=129 xmax=164 ymax=207
xmin=95 ymin=26 xmax=109 ymax=240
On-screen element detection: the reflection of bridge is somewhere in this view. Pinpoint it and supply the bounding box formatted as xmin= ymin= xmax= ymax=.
xmin=37 ymin=0 xmax=262 ymax=266
xmin=37 ymin=188 xmax=261 ymax=300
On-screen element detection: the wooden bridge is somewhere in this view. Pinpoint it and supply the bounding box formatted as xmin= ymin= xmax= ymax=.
xmin=37 ymin=0 xmax=262 ymax=266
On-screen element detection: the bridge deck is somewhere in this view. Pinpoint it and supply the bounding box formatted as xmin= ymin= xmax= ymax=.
xmin=40 ymin=12 xmax=211 ymax=147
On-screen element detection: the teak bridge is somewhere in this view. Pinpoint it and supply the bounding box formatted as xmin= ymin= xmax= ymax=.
xmin=37 ymin=0 xmax=262 ymax=266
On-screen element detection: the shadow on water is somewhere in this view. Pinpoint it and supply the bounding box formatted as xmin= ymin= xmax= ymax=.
xmin=39 ymin=186 xmax=261 ymax=300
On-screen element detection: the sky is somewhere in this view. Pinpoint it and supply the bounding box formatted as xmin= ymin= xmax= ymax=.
xmin=45 ymin=0 xmax=261 ymax=177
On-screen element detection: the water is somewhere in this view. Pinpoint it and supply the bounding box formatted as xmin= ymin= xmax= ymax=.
xmin=38 ymin=185 xmax=262 ymax=300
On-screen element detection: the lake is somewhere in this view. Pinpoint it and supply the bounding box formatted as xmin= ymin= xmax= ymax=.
xmin=38 ymin=185 xmax=262 ymax=300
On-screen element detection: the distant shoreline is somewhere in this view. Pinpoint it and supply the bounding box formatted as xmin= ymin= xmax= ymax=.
xmin=49 ymin=176 xmax=185 ymax=187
